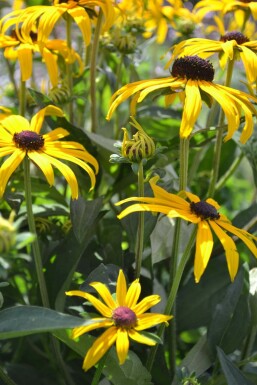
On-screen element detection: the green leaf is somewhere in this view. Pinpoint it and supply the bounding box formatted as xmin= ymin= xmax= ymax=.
xmin=0 ymin=305 xmax=99 ymax=339
xmin=217 ymin=347 xmax=255 ymax=385
xmin=70 ymin=196 xmax=104 ymax=243
xmin=207 ymin=267 xmax=249 ymax=355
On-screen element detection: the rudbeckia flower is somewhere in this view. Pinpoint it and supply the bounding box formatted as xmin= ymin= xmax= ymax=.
xmin=194 ymin=0 xmax=257 ymax=26
xmin=0 ymin=105 xmax=98 ymax=199
xmin=0 ymin=0 xmax=115 ymax=46
xmin=66 ymin=269 xmax=172 ymax=371
xmin=116 ymin=176 xmax=257 ymax=283
xmin=106 ymin=55 xmax=257 ymax=142
xmin=168 ymin=32 xmax=257 ymax=84
xmin=0 ymin=31 xmax=83 ymax=87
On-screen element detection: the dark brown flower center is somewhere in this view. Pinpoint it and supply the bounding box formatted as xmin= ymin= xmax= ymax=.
xmin=190 ymin=201 xmax=220 ymax=220
xmin=240 ymin=0 xmax=257 ymax=3
xmin=220 ymin=31 xmax=249 ymax=44
xmin=112 ymin=306 xmax=137 ymax=328
xmin=171 ymin=56 xmax=214 ymax=81
xmin=13 ymin=131 xmax=44 ymax=151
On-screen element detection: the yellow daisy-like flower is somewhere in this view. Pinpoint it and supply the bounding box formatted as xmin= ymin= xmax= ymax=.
xmin=194 ymin=0 xmax=257 ymax=27
xmin=168 ymin=32 xmax=257 ymax=84
xmin=0 ymin=31 xmax=83 ymax=86
xmin=107 ymin=55 xmax=257 ymax=142
xmin=66 ymin=269 xmax=172 ymax=371
xmin=116 ymin=176 xmax=257 ymax=283
xmin=0 ymin=0 xmax=115 ymax=46
xmin=0 ymin=105 xmax=98 ymax=199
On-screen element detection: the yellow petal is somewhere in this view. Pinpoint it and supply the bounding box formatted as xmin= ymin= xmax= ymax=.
xmin=83 ymin=326 xmax=118 ymax=371
xmin=132 ymin=294 xmax=160 ymax=315
xmin=128 ymin=329 xmax=156 ymax=346
xmin=28 ymin=152 xmax=55 ymax=186
xmin=43 ymin=128 xmax=70 ymax=141
xmin=194 ymin=221 xmax=213 ymax=283
xmin=180 ymin=80 xmax=202 ymax=138
xmin=42 ymin=47 xmax=58 ymax=88
xmin=66 ymin=290 xmax=112 ymax=318
xmin=125 ymin=279 xmax=141 ymax=308
xmin=17 ymin=45 xmax=33 ymax=81
xmin=68 ymin=7 xmax=91 ymax=46
xmin=71 ymin=319 xmax=114 ymax=339
xmin=0 ymin=149 xmax=25 ymax=198
xmin=136 ymin=313 xmax=173 ymax=331
xmin=116 ymin=270 xmax=127 ymax=306
xmin=116 ymin=328 xmax=129 ymax=365
xmin=0 ymin=115 xmax=30 ymax=134
xmin=89 ymin=282 xmax=117 ymax=310
xmin=209 ymin=221 xmax=239 ymax=281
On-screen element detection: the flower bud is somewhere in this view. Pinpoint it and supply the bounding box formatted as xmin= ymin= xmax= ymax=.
xmin=121 ymin=117 xmax=156 ymax=162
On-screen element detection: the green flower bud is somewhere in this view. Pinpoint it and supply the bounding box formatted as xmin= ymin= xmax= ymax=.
xmin=121 ymin=117 xmax=156 ymax=162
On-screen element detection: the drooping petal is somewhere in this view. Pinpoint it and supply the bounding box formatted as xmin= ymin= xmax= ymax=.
xmin=116 ymin=270 xmax=127 ymax=306
xmin=82 ymin=326 xmax=118 ymax=371
xmin=209 ymin=221 xmax=239 ymax=281
xmin=68 ymin=7 xmax=91 ymax=46
xmin=89 ymin=282 xmax=117 ymax=310
xmin=180 ymin=80 xmax=202 ymax=138
xmin=28 ymin=151 xmax=55 ymax=187
xmin=66 ymin=290 xmax=112 ymax=318
xmin=0 ymin=149 xmax=25 ymax=198
xmin=218 ymin=221 xmax=257 ymax=257
xmin=194 ymin=221 xmax=213 ymax=283
xmin=116 ymin=328 xmax=129 ymax=365
xmin=17 ymin=44 xmax=33 ymax=81
xmin=42 ymin=47 xmax=59 ymax=88
xmin=128 ymin=329 xmax=157 ymax=346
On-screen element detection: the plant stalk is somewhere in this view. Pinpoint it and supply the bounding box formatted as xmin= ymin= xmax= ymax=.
xmin=135 ymin=161 xmax=145 ymax=278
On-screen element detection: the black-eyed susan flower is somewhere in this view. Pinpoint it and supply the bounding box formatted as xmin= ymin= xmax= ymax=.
xmin=0 ymin=0 xmax=115 ymax=46
xmin=106 ymin=55 xmax=257 ymax=143
xmin=66 ymin=269 xmax=172 ymax=371
xmin=116 ymin=176 xmax=257 ymax=283
xmin=0 ymin=31 xmax=83 ymax=87
xmin=194 ymin=0 xmax=257 ymax=25
xmin=0 ymin=105 xmax=98 ymax=199
xmin=168 ymin=32 xmax=257 ymax=84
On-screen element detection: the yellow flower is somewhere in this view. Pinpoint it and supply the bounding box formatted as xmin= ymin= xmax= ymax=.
xmin=194 ymin=0 xmax=257 ymax=27
xmin=0 ymin=31 xmax=83 ymax=86
xmin=116 ymin=176 xmax=257 ymax=283
xmin=0 ymin=105 xmax=98 ymax=199
xmin=168 ymin=32 xmax=257 ymax=84
xmin=66 ymin=269 xmax=172 ymax=371
xmin=0 ymin=0 xmax=115 ymax=46
xmin=107 ymin=55 xmax=257 ymax=142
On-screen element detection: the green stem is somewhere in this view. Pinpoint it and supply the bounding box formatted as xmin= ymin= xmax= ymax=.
xmin=135 ymin=161 xmax=145 ymax=278
xmin=215 ymin=151 xmax=244 ymax=192
xmin=167 ymin=137 xmax=189 ymax=376
xmin=146 ymin=227 xmax=197 ymax=372
xmin=114 ymin=54 xmax=124 ymax=140
xmin=0 ymin=366 xmax=18 ymax=385
xmin=90 ymin=10 xmax=103 ymax=133
xmin=66 ymin=14 xmax=74 ymax=123
xmin=207 ymin=58 xmax=235 ymax=198
xmin=19 ymin=80 xmax=26 ymax=117
xmin=23 ymin=157 xmax=50 ymax=308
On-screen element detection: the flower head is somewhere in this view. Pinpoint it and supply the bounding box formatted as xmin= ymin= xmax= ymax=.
xmin=66 ymin=269 xmax=172 ymax=371
xmin=168 ymin=32 xmax=257 ymax=84
xmin=0 ymin=105 xmax=98 ymax=199
xmin=107 ymin=55 xmax=257 ymax=142
xmin=0 ymin=0 xmax=115 ymax=46
xmin=116 ymin=176 xmax=257 ymax=283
